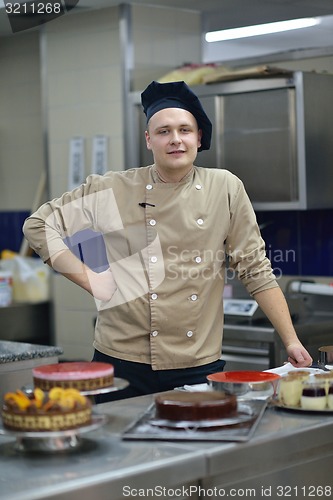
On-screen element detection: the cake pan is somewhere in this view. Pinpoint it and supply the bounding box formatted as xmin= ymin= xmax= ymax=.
xmin=207 ymin=371 xmax=281 ymax=396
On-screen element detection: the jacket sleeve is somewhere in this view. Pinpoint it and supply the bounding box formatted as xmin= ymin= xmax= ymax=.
xmin=225 ymin=177 xmax=278 ymax=296
xmin=22 ymin=175 xmax=102 ymax=263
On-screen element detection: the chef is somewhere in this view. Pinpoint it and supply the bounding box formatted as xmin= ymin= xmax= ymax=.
xmin=23 ymin=80 xmax=313 ymax=402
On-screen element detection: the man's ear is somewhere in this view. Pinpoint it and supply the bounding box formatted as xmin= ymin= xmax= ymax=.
xmin=145 ymin=130 xmax=152 ymax=150
xmin=197 ymin=129 xmax=203 ymax=149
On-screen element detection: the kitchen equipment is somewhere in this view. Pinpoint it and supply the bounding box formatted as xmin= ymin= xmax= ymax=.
xmin=318 ymin=345 xmax=333 ymax=369
xmin=221 ymin=281 xmax=333 ymax=371
xmin=122 ymin=399 xmax=268 ymax=442
xmin=223 ymin=299 xmax=260 ymax=318
xmin=207 ymin=370 xmax=280 ymax=396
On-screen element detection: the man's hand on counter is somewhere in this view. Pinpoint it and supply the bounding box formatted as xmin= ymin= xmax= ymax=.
xmin=286 ymin=342 xmax=313 ymax=368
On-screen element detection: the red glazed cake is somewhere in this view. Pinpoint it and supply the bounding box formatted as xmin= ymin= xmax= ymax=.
xmin=154 ymin=391 xmax=237 ymax=421
xmin=32 ymin=361 xmax=114 ymax=391
xmin=2 ymin=387 xmax=91 ymax=432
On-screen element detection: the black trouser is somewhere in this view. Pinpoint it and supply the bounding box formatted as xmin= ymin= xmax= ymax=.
xmin=92 ymin=350 xmax=225 ymax=404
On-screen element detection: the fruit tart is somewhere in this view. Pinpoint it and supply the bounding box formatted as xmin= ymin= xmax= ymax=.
xmin=1 ymin=387 xmax=92 ymax=432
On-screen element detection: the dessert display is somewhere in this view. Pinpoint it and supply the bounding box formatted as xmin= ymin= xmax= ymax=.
xmin=277 ymin=370 xmax=333 ymax=410
xmin=278 ymin=371 xmax=310 ymax=407
xmin=2 ymin=387 xmax=91 ymax=432
xmin=32 ymin=361 xmax=114 ymax=391
xmin=301 ymin=383 xmax=327 ymax=411
xmin=154 ymin=391 xmax=237 ymax=422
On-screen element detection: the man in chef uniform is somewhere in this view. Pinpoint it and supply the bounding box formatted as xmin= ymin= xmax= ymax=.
xmin=23 ymin=81 xmax=312 ymax=402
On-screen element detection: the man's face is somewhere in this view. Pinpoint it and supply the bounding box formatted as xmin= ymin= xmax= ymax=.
xmin=145 ymin=108 xmax=202 ymax=176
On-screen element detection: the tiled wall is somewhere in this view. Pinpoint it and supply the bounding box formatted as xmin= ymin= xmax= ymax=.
xmin=44 ymin=6 xmax=124 ymax=200
xmin=131 ymin=4 xmax=201 ymax=90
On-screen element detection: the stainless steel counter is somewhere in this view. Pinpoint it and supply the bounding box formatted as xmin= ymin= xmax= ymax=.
xmin=0 ymin=393 xmax=332 ymax=500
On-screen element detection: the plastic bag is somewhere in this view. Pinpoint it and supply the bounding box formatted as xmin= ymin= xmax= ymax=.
xmin=0 ymin=256 xmax=50 ymax=303
xmin=157 ymin=64 xmax=217 ymax=85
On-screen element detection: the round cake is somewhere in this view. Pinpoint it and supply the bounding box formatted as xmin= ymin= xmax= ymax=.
xmin=32 ymin=361 xmax=114 ymax=391
xmin=154 ymin=391 xmax=237 ymax=421
xmin=2 ymin=387 xmax=91 ymax=432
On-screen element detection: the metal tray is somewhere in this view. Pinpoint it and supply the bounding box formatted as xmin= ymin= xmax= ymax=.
xmin=271 ymin=398 xmax=333 ymax=414
xmin=122 ymin=399 xmax=268 ymax=442
xmin=80 ymin=377 xmax=129 ymax=396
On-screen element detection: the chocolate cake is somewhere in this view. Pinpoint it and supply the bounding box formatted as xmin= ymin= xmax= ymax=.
xmin=154 ymin=390 xmax=237 ymax=421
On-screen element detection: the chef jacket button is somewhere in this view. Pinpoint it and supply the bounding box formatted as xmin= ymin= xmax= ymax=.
xmin=146 ymin=184 xmax=153 ymax=190
xmin=195 ymin=256 xmax=202 ymax=263
xmin=151 ymin=293 xmax=158 ymax=300
xmin=195 ymin=184 xmax=202 ymax=190
xmin=197 ymin=218 xmax=204 ymax=225
xmin=186 ymin=330 xmax=193 ymax=338
xmin=190 ymin=294 xmax=198 ymax=301
xmin=151 ymin=330 xmax=158 ymax=337
xmin=149 ymin=219 xmax=156 ymax=226
xmin=150 ymin=256 xmax=157 ymax=263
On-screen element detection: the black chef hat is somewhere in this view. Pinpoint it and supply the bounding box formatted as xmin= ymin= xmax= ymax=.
xmin=141 ymin=80 xmax=212 ymax=152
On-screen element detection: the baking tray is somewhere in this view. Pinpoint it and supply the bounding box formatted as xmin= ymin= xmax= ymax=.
xmin=271 ymin=398 xmax=333 ymax=414
xmin=122 ymin=399 xmax=268 ymax=442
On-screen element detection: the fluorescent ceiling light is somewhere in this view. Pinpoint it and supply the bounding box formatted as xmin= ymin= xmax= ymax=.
xmin=205 ymin=17 xmax=321 ymax=42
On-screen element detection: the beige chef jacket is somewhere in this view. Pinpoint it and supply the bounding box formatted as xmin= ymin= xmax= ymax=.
xmin=23 ymin=165 xmax=278 ymax=370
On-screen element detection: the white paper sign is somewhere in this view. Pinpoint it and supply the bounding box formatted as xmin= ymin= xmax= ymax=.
xmin=91 ymin=135 xmax=108 ymax=175
xmin=68 ymin=137 xmax=85 ymax=190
